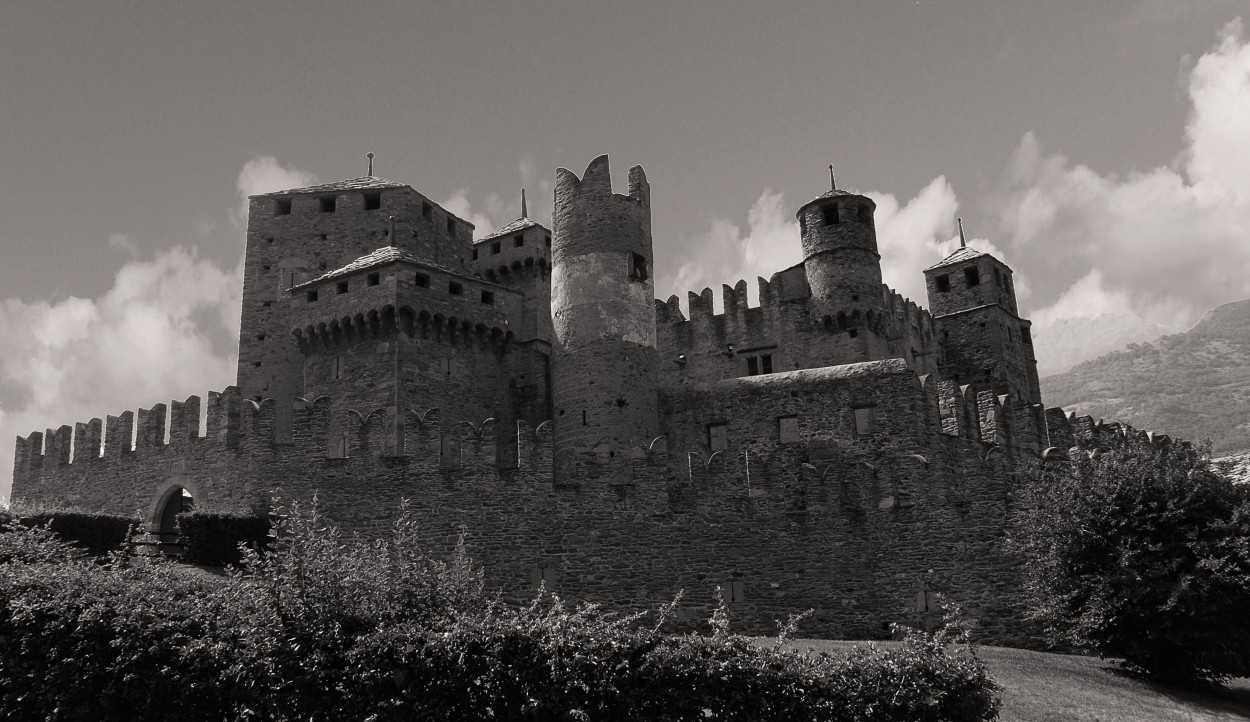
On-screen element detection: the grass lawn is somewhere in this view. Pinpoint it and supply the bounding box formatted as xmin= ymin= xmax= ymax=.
xmin=782 ymin=640 xmax=1250 ymax=722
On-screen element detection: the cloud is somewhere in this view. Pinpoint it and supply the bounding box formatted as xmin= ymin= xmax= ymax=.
xmin=0 ymin=155 xmax=318 ymax=501
xmin=108 ymin=233 xmax=138 ymax=258
xmin=441 ymin=190 xmax=499 ymax=239
xmin=234 ymin=156 xmax=316 ymax=227
xmin=996 ymin=18 xmax=1250 ymax=338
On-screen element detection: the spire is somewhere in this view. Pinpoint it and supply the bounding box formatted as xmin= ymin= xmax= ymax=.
xmin=388 ymin=215 xmax=396 ymax=245
xmin=829 ymin=164 xmax=836 ymax=191
xmin=521 ymin=188 xmax=528 ymax=218
xmin=957 ymin=217 xmax=967 ymax=249
xmin=367 ymin=152 xmax=374 ymax=177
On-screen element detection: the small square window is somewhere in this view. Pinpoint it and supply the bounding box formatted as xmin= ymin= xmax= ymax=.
xmin=707 ymin=423 xmax=727 ymax=451
xmin=336 ymin=280 xmax=348 ymax=295
xmin=422 ymin=202 xmax=432 ymax=220
xmin=481 ymin=290 xmax=494 ymax=305
xmin=935 ymin=274 xmax=951 ymax=293
xmin=964 ymin=267 xmax=980 ymax=286
xmin=491 ymin=241 xmax=501 ymax=255
xmin=630 ymin=252 xmax=648 ymax=282
xmin=274 ymin=198 xmax=291 ymax=216
xmin=822 ymin=204 xmax=839 ymax=226
xmin=363 ymin=191 xmax=382 ymax=210
xmin=514 ymin=234 xmax=524 ymax=248
xmin=367 ymin=272 xmax=380 ymax=287
xmin=446 ymin=219 xmax=456 ymax=237
xmin=853 ymin=406 xmax=878 ymax=435
xmin=319 ymin=196 xmax=336 ymax=213
xmin=449 ymin=281 xmax=463 ymax=296
xmin=414 ymin=273 xmax=430 ymax=288
xmin=307 ymin=290 xmax=318 ymax=302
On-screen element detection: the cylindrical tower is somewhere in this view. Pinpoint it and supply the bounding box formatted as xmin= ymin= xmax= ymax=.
xmin=550 ymin=155 xmax=658 ymax=481
xmin=796 ymin=189 xmax=883 ymax=317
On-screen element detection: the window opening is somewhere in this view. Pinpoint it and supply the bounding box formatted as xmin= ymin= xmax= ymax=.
xmin=449 ymin=281 xmax=463 ymax=296
xmin=481 ymin=290 xmax=494 ymax=305
xmin=367 ymin=272 xmax=380 ymax=287
xmin=307 ymin=290 xmax=318 ymax=302
xmin=414 ymin=273 xmax=430 ymax=288
xmin=336 ymin=280 xmax=348 ymax=295
xmin=822 ymin=204 xmax=839 ymax=225
xmin=363 ymin=191 xmax=382 ymax=210
xmin=514 ymin=234 xmax=524 ymax=248
xmin=274 ymin=198 xmax=291 ymax=216
xmin=319 ymin=196 xmax=336 ymax=213
xmin=491 ymin=241 xmax=501 ymax=255
xmin=472 ymin=248 xmax=479 ymax=260
xmin=935 ymin=274 xmax=951 ymax=292
xmin=446 ymin=219 xmax=456 ymax=237
xmin=629 ymin=252 xmax=648 ymax=282
xmin=331 ymin=357 xmax=344 ymax=380
xmin=747 ymin=357 xmax=758 ymax=376
xmin=544 ymin=235 xmax=551 ymax=248
xmin=853 ymin=405 xmax=878 ymax=435
xmin=858 ymin=204 xmax=872 ymax=223
xmin=422 ymin=202 xmax=432 ymax=220
xmin=1021 ymin=326 xmax=1032 ymax=345
xmin=964 ymin=267 xmax=980 ymax=286
xmin=761 ymin=354 xmax=773 ymax=374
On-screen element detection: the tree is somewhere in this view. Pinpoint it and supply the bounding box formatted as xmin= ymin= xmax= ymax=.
xmin=1013 ymin=438 xmax=1250 ymax=683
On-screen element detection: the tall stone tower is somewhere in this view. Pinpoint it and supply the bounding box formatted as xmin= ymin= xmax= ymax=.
xmin=924 ymin=243 xmax=1041 ymax=403
xmin=796 ymin=189 xmax=883 ymax=320
xmin=550 ymin=155 xmax=658 ymax=481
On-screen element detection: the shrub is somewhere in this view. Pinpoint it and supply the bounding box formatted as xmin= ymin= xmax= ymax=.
xmin=0 ymin=507 xmax=134 ymax=556
xmin=176 ymin=510 xmax=269 ymax=566
xmin=1013 ymin=439 xmax=1250 ymax=683
xmin=0 ymin=496 xmax=1001 ymax=721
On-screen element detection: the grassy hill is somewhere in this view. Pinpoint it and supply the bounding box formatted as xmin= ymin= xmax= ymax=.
xmin=1040 ymin=298 xmax=1250 ymax=455
xmin=783 ymin=641 xmax=1250 ymax=722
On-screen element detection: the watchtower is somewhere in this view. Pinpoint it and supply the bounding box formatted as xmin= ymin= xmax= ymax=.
xmin=924 ymin=232 xmax=1040 ymax=403
xmin=796 ymin=187 xmax=884 ymax=321
xmin=550 ymin=155 xmax=658 ymax=480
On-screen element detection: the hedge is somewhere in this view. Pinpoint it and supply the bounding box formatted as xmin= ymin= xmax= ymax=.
xmin=0 ymin=508 xmax=134 ymax=556
xmin=176 ymin=511 xmax=270 ymax=566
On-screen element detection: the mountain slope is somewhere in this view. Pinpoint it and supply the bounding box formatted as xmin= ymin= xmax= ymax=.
xmin=1040 ymin=299 xmax=1250 ymax=455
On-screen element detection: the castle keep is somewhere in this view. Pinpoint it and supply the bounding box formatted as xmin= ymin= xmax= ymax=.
xmin=14 ymin=155 xmax=1134 ymax=643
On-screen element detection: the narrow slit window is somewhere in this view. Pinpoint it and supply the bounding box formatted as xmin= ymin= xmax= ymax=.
xmin=330 ymin=356 xmax=344 ymax=380
xmin=363 ymin=191 xmax=382 ymax=210
xmin=1021 ymin=326 xmax=1032 ymax=345
xmin=472 ymin=248 xmax=479 ymax=260
xmin=319 ymin=196 xmax=336 ymax=213
xmin=274 ymin=198 xmax=291 ymax=216
xmin=446 ymin=219 xmax=456 ymax=237
xmin=545 ymin=235 xmax=551 ymax=248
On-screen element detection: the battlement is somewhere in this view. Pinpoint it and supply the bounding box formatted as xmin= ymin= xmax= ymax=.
xmin=552 ymin=155 xmax=650 ymax=263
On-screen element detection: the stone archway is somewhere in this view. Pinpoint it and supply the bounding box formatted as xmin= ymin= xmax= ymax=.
xmin=147 ymin=482 xmax=196 ymax=557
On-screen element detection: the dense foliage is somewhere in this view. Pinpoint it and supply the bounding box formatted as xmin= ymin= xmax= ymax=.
xmin=0 ymin=497 xmax=1000 ymax=721
xmin=176 ymin=510 xmax=270 ymax=566
xmin=0 ymin=507 xmax=134 ymax=556
xmin=1013 ymin=440 xmax=1250 ymax=683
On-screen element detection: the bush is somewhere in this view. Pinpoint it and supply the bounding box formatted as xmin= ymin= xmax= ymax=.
xmin=0 ymin=496 xmax=1001 ymax=721
xmin=177 ymin=511 xmax=269 ymax=566
xmin=0 ymin=507 xmax=134 ymax=556
xmin=1013 ymin=439 xmax=1250 ymax=683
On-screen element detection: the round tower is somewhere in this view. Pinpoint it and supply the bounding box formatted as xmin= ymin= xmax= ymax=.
xmin=796 ymin=189 xmax=883 ymax=318
xmin=550 ymin=155 xmax=658 ymax=480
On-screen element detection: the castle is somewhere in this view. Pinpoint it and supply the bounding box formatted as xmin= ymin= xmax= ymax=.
xmin=12 ymin=154 xmax=1141 ymax=644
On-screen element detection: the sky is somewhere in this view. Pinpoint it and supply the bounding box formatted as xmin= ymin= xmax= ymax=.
xmin=2 ymin=0 xmax=1249 ymax=499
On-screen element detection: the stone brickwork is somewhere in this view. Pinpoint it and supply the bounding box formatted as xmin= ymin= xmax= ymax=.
xmin=12 ymin=153 xmax=1161 ymax=646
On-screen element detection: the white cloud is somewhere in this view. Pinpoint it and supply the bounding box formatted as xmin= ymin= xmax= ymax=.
xmin=997 ymin=18 xmax=1250 ymax=339
xmin=441 ymin=190 xmax=499 ymax=240
xmin=0 ymin=155 xmax=320 ymax=501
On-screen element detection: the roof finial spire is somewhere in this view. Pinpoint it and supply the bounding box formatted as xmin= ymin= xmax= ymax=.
xmin=367 ymin=152 xmax=374 ymax=177
xmin=521 ymin=188 xmax=528 ymax=218
xmin=957 ymin=217 xmax=967 ymax=249
xmin=829 ymin=164 xmax=836 ymax=191
xmin=388 ymin=215 xmax=396 ymax=245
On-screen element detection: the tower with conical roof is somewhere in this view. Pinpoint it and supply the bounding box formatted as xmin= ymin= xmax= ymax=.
xmin=923 ymin=226 xmax=1040 ymax=403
